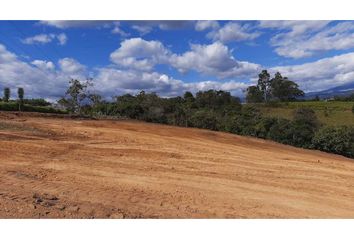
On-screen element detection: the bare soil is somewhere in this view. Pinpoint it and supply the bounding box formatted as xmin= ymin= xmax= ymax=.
xmin=1 ymin=111 xmax=354 ymax=218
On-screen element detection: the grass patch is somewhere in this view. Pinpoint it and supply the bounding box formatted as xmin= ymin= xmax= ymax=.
xmin=251 ymin=101 xmax=354 ymax=127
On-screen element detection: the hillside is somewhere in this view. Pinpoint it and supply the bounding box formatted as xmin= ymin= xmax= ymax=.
xmin=1 ymin=112 xmax=354 ymax=218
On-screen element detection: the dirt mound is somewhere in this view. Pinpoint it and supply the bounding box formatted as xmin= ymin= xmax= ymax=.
xmin=0 ymin=112 xmax=354 ymax=218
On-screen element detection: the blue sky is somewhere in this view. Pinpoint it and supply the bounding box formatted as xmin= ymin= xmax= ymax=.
xmin=1 ymin=20 xmax=354 ymax=100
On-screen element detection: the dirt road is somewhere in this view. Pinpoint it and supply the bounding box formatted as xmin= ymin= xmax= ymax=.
xmin=0 ymin=112 xmax=354 ymax=218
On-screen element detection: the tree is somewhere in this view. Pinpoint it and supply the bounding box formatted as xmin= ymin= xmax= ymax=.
xmin=17 ymin=87 xmax=24 ymax=111
xmin=246 ymin=86 xmax=263 ymax=103
xmin=3 ymin=88 xmax=10 ymax=102
xmin=58 ymin=79 xmax=92 ymax=114
xmin=258 ymin=70 xmax=271 ymax=102
xmin=270 ymin=72 xmax=304 ymax=101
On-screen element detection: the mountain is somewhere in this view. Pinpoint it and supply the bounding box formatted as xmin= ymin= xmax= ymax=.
xmin=305 ymin=81 xmax=354 ymax=99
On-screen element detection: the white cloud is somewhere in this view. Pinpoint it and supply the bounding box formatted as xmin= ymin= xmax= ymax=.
xmin=57 ymin=33 xmax=68 ymax=45
xmin=260 ymin=20 xmax=354 ymax=58
xmin=58 ymin=58 xmax=87 ymax=75
xmin=270 ymin=51 xmax=354 ymax=92
xmin=22 ymin=33 xmax=68 ymax=45
xmin=171 ymin=42 xmax=261 ymax=79
xmin=110 ymin=38 xmax=170 ymax=71
xmin=110 ymin=38 xmax=260 ymax=79
xmin=31 ymin=60 xmax=55 ymax=71
xmin=39 ymin=20 xmax=115 ymax=29
xmin=0 ymin=44 xmax=87 ymax=100
xmin=95 ymin=67 xmax=248 ymax=97
xmin=207 ymin=22 xmax=260 ymax=43
xmin=195 ymin=20 xmax=219 ymax=31
xmin=0 ymin=42 xmax=250 ymax=100
xmin=129 ymin=21 xmax=193 ymax=35
xmin=111 ymin=22 xmax=129 ymax=37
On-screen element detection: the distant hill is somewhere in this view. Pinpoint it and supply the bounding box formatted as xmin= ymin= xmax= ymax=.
xmin=305 ymin=81 xmax=354 ymax=99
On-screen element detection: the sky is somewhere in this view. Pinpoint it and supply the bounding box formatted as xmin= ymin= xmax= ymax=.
xmin=1 ymin=20 xmax=354 ymax=100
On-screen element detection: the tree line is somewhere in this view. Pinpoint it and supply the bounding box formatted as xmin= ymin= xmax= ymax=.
xmin=57 ymin=74 xmax=354 ymax=158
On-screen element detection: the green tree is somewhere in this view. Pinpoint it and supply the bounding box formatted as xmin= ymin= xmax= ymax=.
xmin=58 ymin=79 xmax=92 ymax=114
xmin=17 ymin=87 xmax=24 ymax=111
xmin=258 ymin=70 xmax=271 ymax=102
xmin=270 ymin=72 xmax=304 ymax=101
xmin=3 ymin=88 xmax=10 ymax=102
xmin=246 ymin=86 xmax=263 ymax=103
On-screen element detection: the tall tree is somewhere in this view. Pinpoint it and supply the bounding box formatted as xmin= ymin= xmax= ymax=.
xmin=58 ymin=79 xmax=92 ymax=114
xmin=3 ymin=88 xmax=10 ymax=102
xmin=257 ymin=70 xmax=271 ymax=102
xmin=17 ymin=87 xmax=24 ymax=111
xmin=270 ymin=72 xmax=304 ymax=101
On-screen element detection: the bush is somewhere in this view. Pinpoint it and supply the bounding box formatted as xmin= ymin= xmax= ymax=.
xmin=352 ymin=104 xmax=354 ymax=114
xmin=189 ymin=110 xmax=218 ymax=130
xmin=291 ymin=108 xmax=320 ymax=147
xmin=311 ymin=126 xmax=354 ymax=158
xmin=267 ymin=118 xmax=294 ymax=144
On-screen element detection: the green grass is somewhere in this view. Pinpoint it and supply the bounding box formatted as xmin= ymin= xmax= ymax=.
xmin=252 ymin=101 xmax=354 ymax=127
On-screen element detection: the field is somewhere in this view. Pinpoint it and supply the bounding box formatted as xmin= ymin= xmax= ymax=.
xmin=257 ymin=101 xmax=354 ymax=126
xmin=1 ymin=111 xmax=354 ymax=218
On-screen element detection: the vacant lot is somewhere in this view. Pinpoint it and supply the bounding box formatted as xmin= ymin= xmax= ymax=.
xmin=1 ymin=112 xmax=354 ymax=218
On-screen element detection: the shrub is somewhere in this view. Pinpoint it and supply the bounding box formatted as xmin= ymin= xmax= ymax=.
xmin=189 ymin=110 xmax=218 ymax=130
xmin=291 ymin=108 xmax=320 ymax=147
xmin=311 ymin=126 xmax=354 ymax=158
xmin=267 ymin=118 xmax=294 ymax=144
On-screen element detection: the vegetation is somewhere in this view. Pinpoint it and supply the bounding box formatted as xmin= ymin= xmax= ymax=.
xmin=246 ymin=70 xmax=304 ymax=103
xmin=0 ymin=102 xmax=65 ymax=114
xmin=17 ymin=87 xmax=24 ymax=111
xmin=1 ymin=68 xmax=353 ymax=159
xmin=3 ymin=87 xmax=10 ymax=102
xmin=311 ymin=126 xmax=354 ymax=157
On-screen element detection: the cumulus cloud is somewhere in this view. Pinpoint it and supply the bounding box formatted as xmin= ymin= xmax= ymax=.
xmin=22 ymin=33 xmax=68 ymax=45
xmin=58 ymin=58 xmax=87 ymax=76
xmin=31 ymin=60 xmax=55 ymax=71
xmin=110 ymin=38 xmax=260 ymax=79
xmin=195 ymin=20 xmax=220 ymax=31
xmin=110 ymin=38 xmax=170 ymax=71
xmin=270 ymin=51 xmax=354 ymax=92
xmin=39 ymin=20 xmax=115 ymax=29
xmin=171 ymin=42 xmax=261 ymax=79
xmin=207 ymin=22 xmax=260 ymax=43
xmin=57 ymin=33 xmax=68 ymax=45
xmin=111 ymin=22 xmax=129 ymax=37
xmin=260 ymin=20 xmax=354 ymax=58
xmin=0 ymin=44 xmax=87 ymax=100
xmin=95 ymin=67 xmax=249 ymax=97
xmin=129 ymin=21 xmax=193 ymax=35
